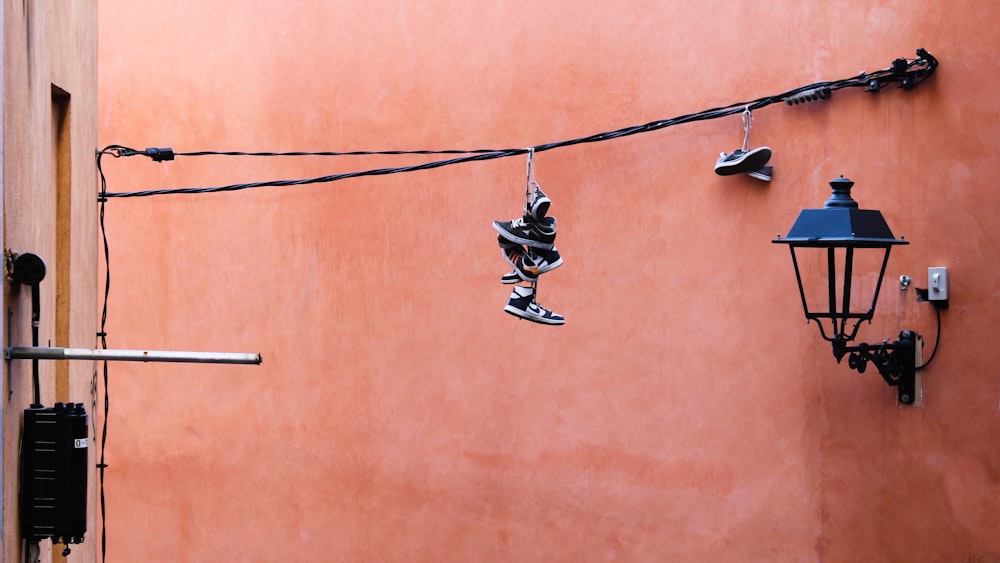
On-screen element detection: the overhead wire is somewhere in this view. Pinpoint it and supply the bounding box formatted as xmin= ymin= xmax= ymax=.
xmin=99 ymin=49 xmax=937 ymax=198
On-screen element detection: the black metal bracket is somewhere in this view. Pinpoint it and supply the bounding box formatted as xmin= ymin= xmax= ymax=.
xmin=866 ymin=48 xmax=938 ymax=94
xmin=832 ymin=330 xmax=918 ymax=405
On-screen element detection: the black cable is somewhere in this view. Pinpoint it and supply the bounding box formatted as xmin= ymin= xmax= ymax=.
xmin=916 ymin=305 xmax=941 ymax=370
xmin=100 ymin=49 xmax=937 ymax=198
xmin=103 ymin=148 xmax=526 ymax=197
xmin=95 ymin=148 xmax=114 ymax=563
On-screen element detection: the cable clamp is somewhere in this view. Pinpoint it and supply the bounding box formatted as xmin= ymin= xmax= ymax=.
xmin=144 ymin=147 xmax=175 ymax=162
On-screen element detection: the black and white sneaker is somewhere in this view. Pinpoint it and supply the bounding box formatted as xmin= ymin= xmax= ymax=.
xmin=526 ymin=184 xmax=551 ymax=221
xmin=503 ymin=285 xmax=565 ymax=325
xmin=745 ymin=164 xmax=773 ymax=182
xmin=500 ymin=271 xmax=521 ymax=284
xmin=500 ymin=245 xmax=562 ymax=284
xmin=501 ymin=246 xmax=540 ymax=283
xmin=714 ymin=146 xmax=771 ymax=176
xmin=493 ymin=215 xmax=557 ymax=249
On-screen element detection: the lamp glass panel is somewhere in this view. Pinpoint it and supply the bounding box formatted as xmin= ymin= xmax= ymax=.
xmin=793 ymin=245 xmax=891 ymax=339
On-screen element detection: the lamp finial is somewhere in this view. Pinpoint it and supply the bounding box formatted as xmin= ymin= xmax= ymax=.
xmin=824 ymin=176 xmax=858 ymax=209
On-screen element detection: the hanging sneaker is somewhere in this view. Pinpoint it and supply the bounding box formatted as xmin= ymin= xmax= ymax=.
xmin=526 ymin=184 xmax=551 ymax=221
xmin=500 ymin=271 xmax=521 ymax=284
xmin=503 ymin=285 xmax=565 ymax=325
xmin=745 ymin=164 xmax=773 ymax=182
xmin=529 ymin=246 xmax=563 ymax=272
xmin=493 ymin=215 xmax=556 ymax=249
xmin=501 ymin=246 xmax=540 ymax=283
xmin=497 ymin=234 xmax=521 ymax=250
xmin=500 ymin=245 xmax=562 ymax=284
xmin=714 ymin=146 xmax=771 ymax=176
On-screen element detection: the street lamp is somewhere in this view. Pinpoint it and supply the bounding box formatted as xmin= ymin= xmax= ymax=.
xmin=773 ymin=176 xmax=918 ymax=404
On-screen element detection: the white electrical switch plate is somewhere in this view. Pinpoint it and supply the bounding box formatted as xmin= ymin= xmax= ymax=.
xmin=928 ymin=267 xmax=948 ymax=302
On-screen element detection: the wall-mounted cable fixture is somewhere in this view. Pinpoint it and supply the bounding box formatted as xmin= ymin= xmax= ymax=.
xmin=98 ymin=48 xmax=938 ymax=198
xmin=84 ymin=148 xmax=266 ymax=563
xmin=784 ymin=86 xmax=832 ymax=105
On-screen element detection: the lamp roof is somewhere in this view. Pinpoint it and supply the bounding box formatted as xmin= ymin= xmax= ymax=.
xmin=772 ymin=177 xmax=908 ymax=248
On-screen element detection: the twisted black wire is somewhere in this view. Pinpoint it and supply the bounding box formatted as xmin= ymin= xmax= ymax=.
xmin=101 ymin=50 xmax=936 ymax=198
xmin=95 ymin=147 xmax=115 ymax=563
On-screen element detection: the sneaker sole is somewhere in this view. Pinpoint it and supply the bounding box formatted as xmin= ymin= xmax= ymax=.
xmin=746 ymin=171 xmax=771 ymax=181
xmin=503 ymin=305 xmax=566 ymax=325
xmin=492 ymin=222 xmax=555 ymax=250
xmin=715 ymin=148 xmax=772 ymax=176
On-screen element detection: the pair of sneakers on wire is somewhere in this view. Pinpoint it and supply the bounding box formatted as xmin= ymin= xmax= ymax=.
xmin=492 ymin=186 xmax=565 ymax=325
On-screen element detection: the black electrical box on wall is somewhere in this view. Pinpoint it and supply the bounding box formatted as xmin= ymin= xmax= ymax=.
xmin=20 ymin=402 xmax=88 ymax=546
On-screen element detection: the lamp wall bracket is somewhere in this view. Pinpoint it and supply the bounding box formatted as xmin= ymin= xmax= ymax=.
xmin=832 ymin=330 xmax=918 ymax=405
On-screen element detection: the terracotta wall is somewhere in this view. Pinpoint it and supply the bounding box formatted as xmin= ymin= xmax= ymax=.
xmin=3 ymin=1 xmax=99 ymax=562
xmin=97 ymin=1 xmax=999 ymax=561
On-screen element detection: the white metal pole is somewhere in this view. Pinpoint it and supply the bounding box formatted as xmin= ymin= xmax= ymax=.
xmin=5 ymin=346 xmax=262 ymax=365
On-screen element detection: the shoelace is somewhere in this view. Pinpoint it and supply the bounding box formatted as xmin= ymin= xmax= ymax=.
xmin=741 ymin=106 xmax=752 ymax=152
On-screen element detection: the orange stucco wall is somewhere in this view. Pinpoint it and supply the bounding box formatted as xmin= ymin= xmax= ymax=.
xmin=98 ymin=2 xmax=999 ymax=561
